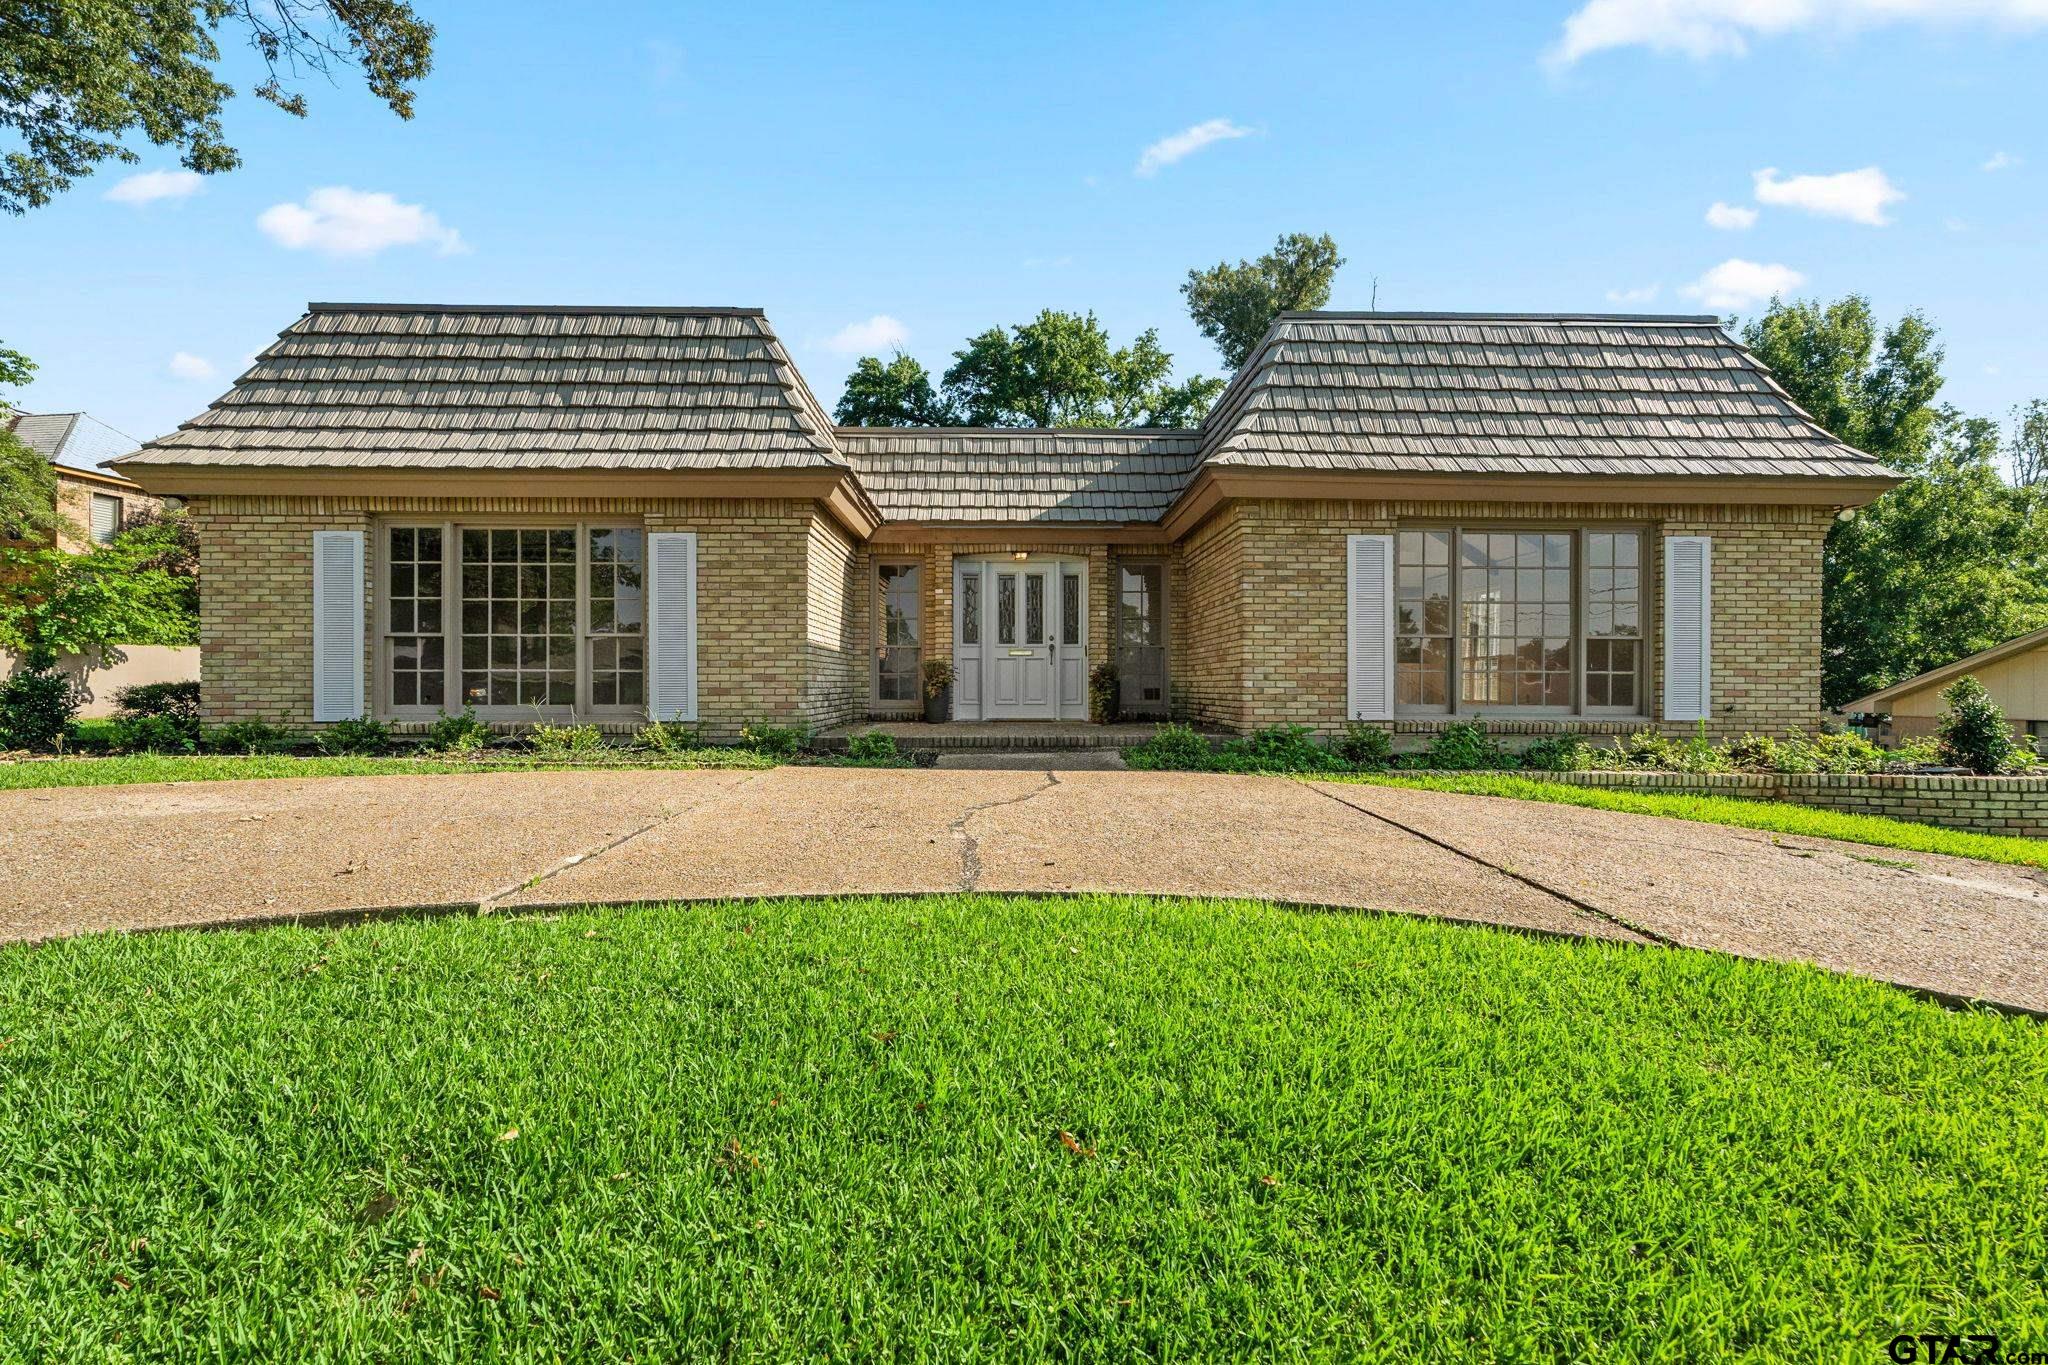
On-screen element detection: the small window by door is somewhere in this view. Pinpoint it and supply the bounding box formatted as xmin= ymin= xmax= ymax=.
xmin=876 ymin=561 xmax=922 ymax=704
xmin=90 ymin=493 xmax=124 ymax=545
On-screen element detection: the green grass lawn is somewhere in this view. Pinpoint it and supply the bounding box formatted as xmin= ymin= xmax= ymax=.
xmin=0 ymin=749 xmax=778 ymax=791
xmin=1 ymin=895 xmax=2042 ymax=1360
xmin=1338 ymin=772 xmax=2048 ymax=870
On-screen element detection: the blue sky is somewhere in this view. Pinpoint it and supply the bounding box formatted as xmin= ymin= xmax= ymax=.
xmin=6 ymin=0 xmax=2045 ymax=452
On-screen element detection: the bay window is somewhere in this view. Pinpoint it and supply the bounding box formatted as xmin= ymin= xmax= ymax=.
xmin=380 ymin=522 xmax=646 ymax=719
xmin=1395 ymin=527 xmax=1644 ymax=717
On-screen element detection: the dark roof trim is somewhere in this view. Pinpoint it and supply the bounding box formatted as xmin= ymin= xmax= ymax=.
xmin=835 ymin=426 xmax=1199 ymax=438
xmin=1274 ymin=310 xmax=1722 ymax=325
xmin=305 ymin=302 xmax=770 ymax=317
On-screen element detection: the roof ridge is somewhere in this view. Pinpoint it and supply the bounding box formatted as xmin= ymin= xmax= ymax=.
xmin=836 ymin=425 xmax=1199 ymax=437
xmin=305 ymin=303 xmax=770 ymax=317
xmin=1275 ymin=310 xmax=1723 ymax=325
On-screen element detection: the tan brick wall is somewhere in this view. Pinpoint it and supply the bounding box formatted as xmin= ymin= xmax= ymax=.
xmin=189 ymin=494 xmax=849 ymax=738
xmin=1538 ymin=771 xmax=2048 ymax=838
xmin=1180 ymin=506 xmax=1249 ymax=730
xmin=1188 ymin=498 xmax=1833 ymax=738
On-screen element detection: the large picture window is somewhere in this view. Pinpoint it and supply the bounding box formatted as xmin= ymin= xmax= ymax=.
xmin=380 ymin=523 xmax=646 ymax=719
xmin=1395 ymin=527 xmax=1644 ymax=716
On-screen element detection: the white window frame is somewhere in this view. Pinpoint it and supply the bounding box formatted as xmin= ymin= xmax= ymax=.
xmin=1393 ymin=524 xmax=1651 ymax=720
xmin=372 ymin=517 xmax=650 ymax=723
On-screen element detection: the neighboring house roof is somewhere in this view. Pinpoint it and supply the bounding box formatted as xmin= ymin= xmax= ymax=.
xmin=1198 ymin=313 xmax=1888 ymax=480
xmin=1844 ymin=625 xmax=2048 ymax=713
xmin=116 ymin=305 xmax=1898 ymax=525
xmin=6 ymin=410 xmax=143 ymax=482
xmin=839 ymin=428 xmax=1202 ymax=524
xmin=125 ymin=304 xmax=846 ymax=471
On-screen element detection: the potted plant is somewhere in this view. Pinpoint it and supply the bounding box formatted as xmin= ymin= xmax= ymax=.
xmin=922 ymin=658 xmax=954 ymax=723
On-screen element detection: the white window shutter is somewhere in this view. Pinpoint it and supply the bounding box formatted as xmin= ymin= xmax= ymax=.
xmin=311 ymin=530 xmax=365 ymax=722
xmin=1346 ymin=534 xmax=1395 ymax=721
xmin=1662 ymin=535 xmax=1712 ymax=722
xmin=89 ymin=494 xmax=121 ymax=545
xmin=648 ymin=531 xmax=699 ymax=722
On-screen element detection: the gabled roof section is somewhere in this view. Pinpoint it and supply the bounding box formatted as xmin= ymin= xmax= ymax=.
xmin=839 ymin=428 xmax=1201 ymax=524
xmin=1196 ymin=312 xmax=1895 ymax=480
xmin=121 ymin=304 xmax=845 ymax=472
xmin=7 ymin=410 xmax=140 ymax=469
xmin=1844 ymin=625 xmax=2048 ymax=713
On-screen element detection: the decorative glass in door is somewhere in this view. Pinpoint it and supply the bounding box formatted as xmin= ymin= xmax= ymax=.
xmin=1116 ymin=563 xmax=1167 ymax=715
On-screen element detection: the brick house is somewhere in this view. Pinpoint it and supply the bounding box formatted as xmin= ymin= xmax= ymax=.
xmin=114 ymin=304 xmax=1898 ymax=741
xmin=6 ymin=410 xmax=162 ymax=552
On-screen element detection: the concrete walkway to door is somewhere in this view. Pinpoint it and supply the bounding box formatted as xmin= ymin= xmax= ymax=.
xmin=3 ymin=767 xmax=2044 ymax=1012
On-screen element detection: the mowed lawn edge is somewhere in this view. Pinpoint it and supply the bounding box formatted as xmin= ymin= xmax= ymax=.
xmin=0 ymin=751 xmax=777 ymax=790
xmin=1 ymin=893 xmax=2042 ymax=1360
xmin=1328 ymin=771 xmax=2048 ymax=869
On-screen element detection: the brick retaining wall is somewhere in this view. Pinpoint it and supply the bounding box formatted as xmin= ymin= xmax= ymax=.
xmin=1520 ymin=771 xmax=2048 ymax=838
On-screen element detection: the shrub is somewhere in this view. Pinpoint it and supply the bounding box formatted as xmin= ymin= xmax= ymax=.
xmin=1423 ymin=720 xmax=1509 ymax=771
xmin=316 ymin=718 xmax=392 ymax=756
xmin=115 ymin=679 xmax=200 ymax=726
xmin=739 ymin=721 xmax=808 ymax=759
xmin=1221 ymin=724 xmax=1342 ymax=772
xmin=1089 ymin=663 xmax=1120 ymax=725
xmin=1937 ymin=675 xmax=2019 ymax=775
xmin=104 ymin=713 xmax=198 ymax=754
xmin=1331 ymin=722 xmax=1394 ymax=770
xmin=1126 ymin=721 xmax=1217 ymax=771
xmin=844 ymin=731 xmax=901 ymax=765
xmin=203 ymin=720 xmax=301 ymax=755
xmin=528 ymin=720 xmax=606 ymax=759
xmin=1801 ymin=728 xmax=1891 ymax=774
xmin=636 ymin=720 xmax=705 ymax=754
xmin=1519 ymin=733 xmax=1587 ymax=772
xmin=0 ymin=665 xmax=77 ymax=752
xmin=1726 ymin=733 xmax=1780 ymax=771
xmin=1609 ymin=728 xmax=1679 ymax=770
xmin=427 ymin=707 xmax=493 ymax=754
xmin=922 ymin=659 xmax=954 ymax=700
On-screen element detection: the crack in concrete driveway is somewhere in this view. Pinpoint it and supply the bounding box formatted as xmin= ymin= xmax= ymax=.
xmin=949 ymin=771 xmax=1061 ymax=890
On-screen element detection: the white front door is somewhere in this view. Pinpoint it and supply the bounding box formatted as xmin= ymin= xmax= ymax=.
xmin=988 ymin=564 xmax=1058 ymax=719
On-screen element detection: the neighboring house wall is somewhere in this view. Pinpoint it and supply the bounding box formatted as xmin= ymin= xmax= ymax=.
xmin=52 ymin=471 xmax=162 ymax=554
xmin=1184 ymin=498 xmax=1831 ymax=738
xmin=1870 ymin=645 xmax=2048 ymax=741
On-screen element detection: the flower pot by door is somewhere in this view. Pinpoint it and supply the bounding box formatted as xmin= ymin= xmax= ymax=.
xmin=924 ymin=684 xmax=950 ymax=723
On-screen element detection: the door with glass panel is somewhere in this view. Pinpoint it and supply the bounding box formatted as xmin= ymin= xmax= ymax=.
xmin=987 ymin=564 xmax=1058 ymax=719
xmin=1115 ymin=562 xmax=1167 ymax=717
xmin=874 ymin=562 xmax=922 ymax=709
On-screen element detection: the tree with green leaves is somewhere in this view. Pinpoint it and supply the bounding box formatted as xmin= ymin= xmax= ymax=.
xmin=938 ymin=310 xmax=1222 ymax=428
xmin=2009 ymin=399 xmax=2048 ymax=487
xmin=1182 ymin=232 xmax=1345 ymax=370
xmin=0 ymin=337 xmax=58 ymax=540
xmin=0 ymin=0 xmax=435 ymax=212
xmin=1744 ymin=296 xmax=2048 ymax=707
xmin=834 ymin=353 xmax=958 ymax=427
xmin=0 ymin=515 xmax=201 ymax=657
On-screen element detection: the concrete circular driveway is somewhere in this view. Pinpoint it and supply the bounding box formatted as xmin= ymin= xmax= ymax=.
xmin=3 ymin=766 xmax=2044 ymax=1013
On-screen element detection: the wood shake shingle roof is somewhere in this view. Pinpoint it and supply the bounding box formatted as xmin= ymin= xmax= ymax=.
xmin=1198 ymin=313 xmax=1889 ymax=479
xmin=126 ymin=304 xmax=846 ymax=470
xmin=120 ymin=305 xmax=1896 ymax=521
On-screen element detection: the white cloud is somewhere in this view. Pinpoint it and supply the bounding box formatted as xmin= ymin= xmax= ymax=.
xmin=1134 ymin=118 xmax=1252 ymax=177
xmin=1982 ymin=150 xmax=2022 ymax=171
xmin=1548 ymin=0 xmax=2048 ymax=66
xmin=1705 ymin=201 xmax=1758 ymax=230
xmin=256 ymin=186 xmax=466 ymax=256
xmin=1605 ymin=283 xmax=1661 ymax=304
xmin=1752 ymin=166 xmax=1903 ymax=225
xmin=166 ymin=352 xmax=216 ymax=381
xmin=822 ymin=315 xmax=909 ymax=355
xmin=105 ymin=170 xmax=204 ymax=204
xmin=1681 ymin=258 xmax=1806 ymax=310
